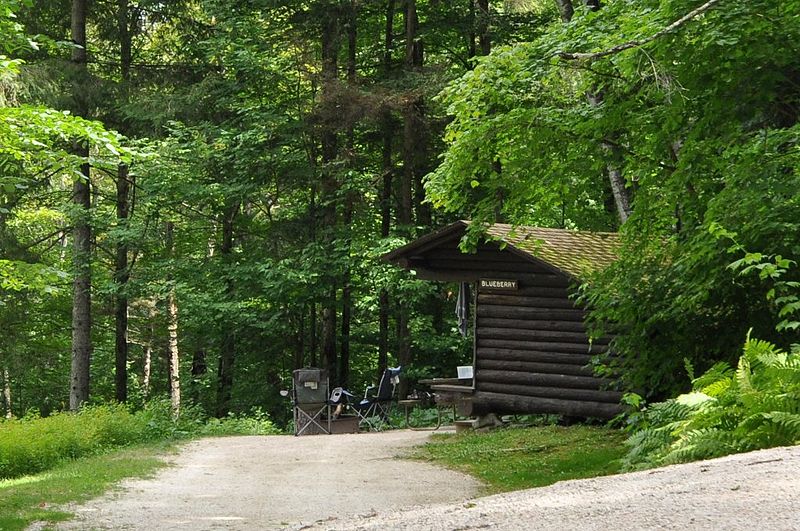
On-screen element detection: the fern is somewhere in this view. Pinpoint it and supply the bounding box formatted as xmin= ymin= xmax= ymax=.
xmin=760 ymin=412 xmax=800 ymax=443
xmin=661 ymin=428 xmax=741 ymax=465
xmin=623 ymin=336 xmax=800 ymax=470
xmin=700 ymin=378 xmax=731 ymax=398
xmin=692 ymin=361 xmax=733 ymax=393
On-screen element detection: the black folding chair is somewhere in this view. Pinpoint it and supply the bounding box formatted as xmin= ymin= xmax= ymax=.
xmin=292 ymin=368 xmax=330 ymax=436
xmin=352 ymin=366 xmax=402 ymax=431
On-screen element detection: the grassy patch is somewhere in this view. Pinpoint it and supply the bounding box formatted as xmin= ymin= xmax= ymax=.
xmin=414 ymin=425 xmax=627 ymax=493
xmin=0 ymin=444 xmax=172 ymax=531
xmin=0 ymin=401 xmax=280 ymax=481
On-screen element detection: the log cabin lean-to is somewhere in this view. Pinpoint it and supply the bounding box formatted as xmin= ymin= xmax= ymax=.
xmin=382 ymin=220 xmax=624 ymax=419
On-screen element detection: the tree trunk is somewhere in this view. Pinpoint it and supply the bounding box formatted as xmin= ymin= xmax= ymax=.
xmin=412 ymin=102 xmax=431 ymax=227
xmin=166 ymin=287 xmax=180 ymax=416
xmin=378 ymin=111 xmax=393 ymax=380
xmin=309 ymin=302 xmax=317 ymax=367
xmin=118 ymin=0 xmax=132 ymax=81
xmin=340 ymin=275 xmax=351 ymax=387
xmin=475 ymin=0 xmax=491 ymax=56
xmin=190 ymin=348 xmax=206 ymax=403
xmin=384 ymin=0 xmax=396 ymax=72
xmin=404 ymin=0 xmax=422 ymax=68
xmin=69 ymin=0 xmax=91 ymax=412
xmin=114 ymin=0 xmax=133 ymax=404
xmin=114 ymin=164 xmax=130 ymax=403
xmin=585 ymin=93 xmax=632 ymax=224
xmin=294 ymin=309 xmax=305 ymax=370
xmin=556 ymin=0 xmax=632 ymax=224
xmin=554 ymin=0 xmax=574 ymax=22
xmin=396 ymin=0 xmax=427 ymax=397
xmin=2 ymin=366 xmax=11 ymax=419
xmin=70 ymin=154 xmax=92 ymax=411
xmin=320 ymin=6 xmax=340 ymax=384
xmin=143 ymin=307 xmax=154 ymax=398
xmin=321 ymin=289 xmax=337 ymax=381
xmin=338 ymin=0 xmax=358 ymax=388
xmin=467 ymin=0 xmax=477 ymax=59
xmin=399 ymin=115 xmax=415 ymax=230
xmin=401 ymin=0 xmax=417 ymax=225
xmin=396 ymin=309 xmax=411 ymax=399
xmin=378 ymin=0 xmax=395 ymax=381
xmin=606 ymin=165 xmax=632 ymax=223
xmin=216 ymin=203 xmax=238 ymax=417
xmin=165 ymin=222 xmax=180 ymax=416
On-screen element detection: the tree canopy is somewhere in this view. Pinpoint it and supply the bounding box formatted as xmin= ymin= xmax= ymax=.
xmin=1 ymin=0 xmax=798 ymax=421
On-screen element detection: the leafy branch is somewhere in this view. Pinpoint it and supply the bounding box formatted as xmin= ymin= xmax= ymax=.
xmin=710 ymin=222 xmax=800 ymax=333
xmin=556 ymin=0 xmax=721 ymax=61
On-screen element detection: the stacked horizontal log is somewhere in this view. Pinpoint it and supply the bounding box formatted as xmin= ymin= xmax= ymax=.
xmin=408 ymin=237 xmax=623 ymax=419
xmin=473 ymin=281 xmax=623 ymax=419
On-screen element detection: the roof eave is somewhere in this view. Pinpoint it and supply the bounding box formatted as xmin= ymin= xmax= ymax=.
xmin=381 ymin=220 xmax=469 ymax=263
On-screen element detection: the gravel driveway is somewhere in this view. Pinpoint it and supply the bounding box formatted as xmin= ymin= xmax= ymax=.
xmin=57 ymin=430 xmax=481 ymax=530
xmin=310 ymin=444 xmax=800 ymax=531
xmin=56 ymin=432 xmax=800 ymax=530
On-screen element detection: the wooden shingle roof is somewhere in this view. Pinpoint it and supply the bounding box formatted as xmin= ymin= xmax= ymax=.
xmin=483 ymin=223 xmax=620 ymax=278
xmin=383 ymin=220 xmax=620 ymax=279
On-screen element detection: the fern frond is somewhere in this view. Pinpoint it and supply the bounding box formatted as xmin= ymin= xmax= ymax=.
xmin=743 ymin=337 xmax=782 ymax=362
xmin=736 ymin=355 xmax=753 ymax=393
xmin=622 ymin=427 xmax=673 ymax=470
xmin=760 ymin=412 xmax=800 ymax=443
xmin=692 ymin=361 xmax=733 ymax=392
xmin=662 ymin=428 xmax=739 ymax=464
xmin=701 ymin=378 xmax=732 ymax=397
xmin=643 ymin=399 xmax=693 ymax=426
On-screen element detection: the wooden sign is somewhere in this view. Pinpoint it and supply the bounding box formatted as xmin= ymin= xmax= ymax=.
xmin=479 ymin=278 xmax=518 ymax=291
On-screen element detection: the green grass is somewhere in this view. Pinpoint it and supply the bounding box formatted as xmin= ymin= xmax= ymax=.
xmin=414 ymin=424 xmax=627 ymax=494
xmin=0 ymin=444 xmax=173 ymax=531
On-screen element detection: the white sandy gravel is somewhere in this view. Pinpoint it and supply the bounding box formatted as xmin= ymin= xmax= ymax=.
xmin=54 ymin=432 xmax=800 ymax=531
xmin=310 ymin=444 xmax=800 ymax=531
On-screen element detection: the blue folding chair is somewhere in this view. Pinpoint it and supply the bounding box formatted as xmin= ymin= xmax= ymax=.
xmin=352 ymin=366 xmax=402 ymax=431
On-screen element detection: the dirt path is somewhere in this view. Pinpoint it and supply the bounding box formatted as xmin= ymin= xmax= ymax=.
xmin=57 ymin=431 xmax=481 ymax=530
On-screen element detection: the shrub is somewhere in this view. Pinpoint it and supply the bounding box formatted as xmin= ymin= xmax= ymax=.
xmin=199 ymin=408 xmax=280 ymax=436
xmin=0 ymin=404 xmax=144 ymax=479
xmin=622 ymin=336 xmax=800 ymax=470
xmin=0 ymin=401 xmax=280 ymax=480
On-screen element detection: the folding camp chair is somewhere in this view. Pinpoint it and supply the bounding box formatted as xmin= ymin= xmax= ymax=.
xmin=292 ymin=368 xmax=331 ymax=436
xmin=352 ymin=366 xmax=402 ymax=431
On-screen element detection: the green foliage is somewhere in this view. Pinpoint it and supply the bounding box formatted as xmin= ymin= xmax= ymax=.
xmin=622 ymin=336 xmax=800 ymax=470
xmin=428 ymin=0 xmax=800 ymax=398
xmin=0 ymin=401 xmax=279 ymax=480
xmin=0 ymin=404 xmax=147 ymax=479
xmin=717 ymin=225 xmax=800 ymax=333
xmin=0 ymin=445 xmax=169 ymax=531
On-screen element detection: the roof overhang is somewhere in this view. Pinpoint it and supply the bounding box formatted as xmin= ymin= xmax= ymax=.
xmin=382 ymin=220 xmax=620 ymax=281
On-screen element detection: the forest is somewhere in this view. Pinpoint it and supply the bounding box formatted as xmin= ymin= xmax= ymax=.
xmin=1 ymin=0 xmax=798 ymax=429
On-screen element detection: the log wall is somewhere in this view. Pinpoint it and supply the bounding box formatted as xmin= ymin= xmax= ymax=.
xmin=413 ymin=238 xmax=623 ymax=419
xmin=470 ymin=258 xmax=622 ymax=419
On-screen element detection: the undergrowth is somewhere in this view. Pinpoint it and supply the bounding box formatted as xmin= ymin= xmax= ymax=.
xmin=622 ymin=335 xmax=800 ymax=470
xmin=0 ymin=400 xmax=279 ymax=480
